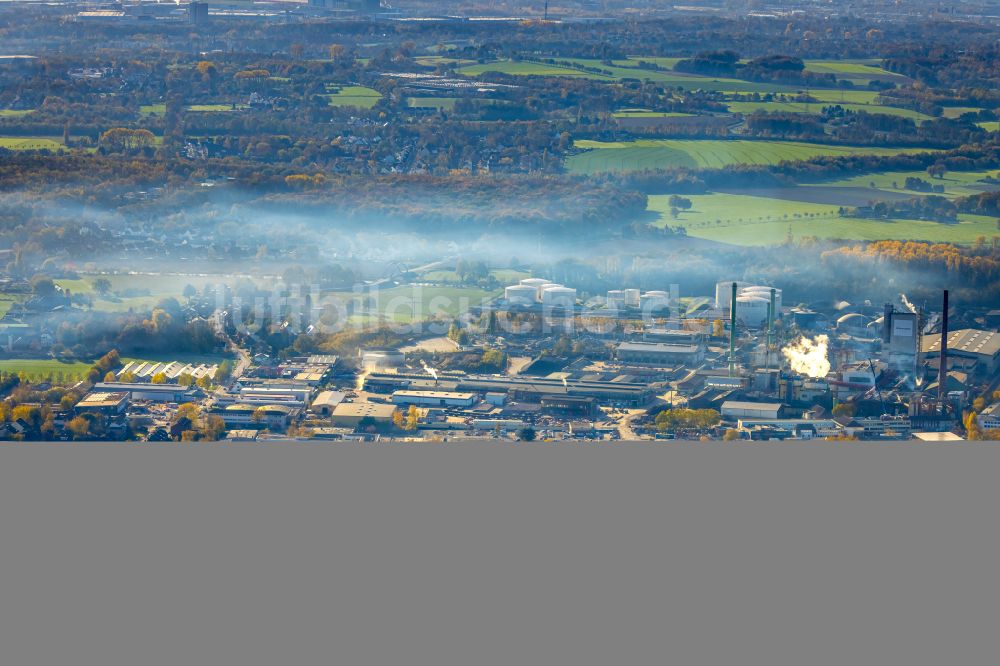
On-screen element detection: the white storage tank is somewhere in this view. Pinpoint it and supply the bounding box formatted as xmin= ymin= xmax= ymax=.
xmin=641 ymin=291 xmax=671 ymax=312
xmin=624 ymin=288 xmax=641 ymax=308
xmin=505 ymin=285 xmax=537 ymax=306
xmin=715 ymin=280 xmax=748 ymax=309
xmin=607 ymin=290 xmax=625 ymax=309
xmin=740 ymin=285 xmax=782 ymax=313
xmin=537 ymin=283 xmax=561 ymax=300
xmin=735 ymin=295 xmax=769 ymax=328
xmin=519 ymin=278 xmax=548 ymax=288
xmin=541 ymin=287 xmax=576 ymax=309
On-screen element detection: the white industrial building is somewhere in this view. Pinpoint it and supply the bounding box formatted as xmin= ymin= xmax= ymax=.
xmin=391 ymin=390 xmax=477 ymax=408
xmin=721 ymin=401 xmax=783 ymax=419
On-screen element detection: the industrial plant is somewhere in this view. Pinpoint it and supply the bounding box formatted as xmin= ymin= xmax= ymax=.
xmin=278 ymin=271 xmax=994 ymax=443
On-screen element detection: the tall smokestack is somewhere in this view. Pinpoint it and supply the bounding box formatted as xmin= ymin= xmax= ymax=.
xmin=938 ymin=290 xmax=949 ymax=408
xmin=768 ymin=288 xmax=776 ymax=370
xmin=729 ymin=282 xmax=737 ymax=377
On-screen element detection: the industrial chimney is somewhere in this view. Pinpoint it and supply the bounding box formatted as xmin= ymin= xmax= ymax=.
xmin=938 ymin=290 xmax=949 ymax=408
xmin=728 ymin=282 xmax=737 ymax=377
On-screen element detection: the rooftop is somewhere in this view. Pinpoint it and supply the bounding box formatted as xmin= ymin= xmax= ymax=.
xmin=332 ymin=403 xmax=398 ymax=419
xmin=78 ymin=392 xmax=129 ymax=408
xmin=921 ymin=329 xmax=1000 ymax=358
xmin=393 ymin=391 xmax=477 ymax=400
xmin=617 ymin=342 xmax=702 ymax=353
xmin=722 ymin=401 xmax=783 ymax=411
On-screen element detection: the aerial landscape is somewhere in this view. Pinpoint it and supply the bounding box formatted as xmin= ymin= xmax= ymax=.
xmin=1 ymin=0 xmax=999 ymax=442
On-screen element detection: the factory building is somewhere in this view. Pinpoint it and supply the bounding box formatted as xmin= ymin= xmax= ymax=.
xmin=921 ymin=329 xmax=1000 ymax=375
xmin=615 ymin=341 xmax=705 ymax=365
xmin=540 ymin=395 xmax=599 ymax=418
xmin=76 ymin=391 xmax=130 ymax=416
xmin=311 ymin=390 xmax=347 ymax=416
xmin=721 ymin=401 xmax=784 ymax=419
xmin=330 ymin=402 xmax=398 ymax=428
xmin=364 ymin=372 xmax=652 ymax=407
xmin=391 ymin=391 xmax=477 ymax=408
xmin=94 ymin=382 xmax=199 ymax=403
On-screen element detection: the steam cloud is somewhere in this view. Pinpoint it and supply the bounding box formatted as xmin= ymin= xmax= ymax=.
xmin=421 ymin=360 xmax=438 ymax=381
xmin=782 ymin=335 xmax=831 ymax=378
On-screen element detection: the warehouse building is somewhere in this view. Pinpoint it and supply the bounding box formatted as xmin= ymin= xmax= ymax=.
xmin=94 ymin=382 xmax=199 ymax=403
xmin=311 ymin=390 xmax=347 ymax=416
xmin=330 ymin=402 xmax=398 ymax=428
xmin=391 ymin=391 xmax=477 ymax=408
xmin=364 ymin=372 xmax=652 ymax=407
xmin=722 ymin=401 xmax=784 ymax=420
xmin=921 ymin=329 xmax=1000 ymax=375
xmin=615 ymin=341 xmax=705 ymax=365
xmin=76 ymin=391 xmax=130 ymax=416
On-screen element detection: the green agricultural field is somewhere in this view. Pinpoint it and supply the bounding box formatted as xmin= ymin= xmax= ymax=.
xmin=0 ymin=295 xmax=20 ymax=318
xmin=414 ymin=56 xmax=476 ymax=67
xmin=804 ymin=60 xmax=910 ymax=85
xmin=0 ymin=359 xmax=95 ymax=382
xmin=458 ymin=58 xmax=796 ymax=92
xmin=617 ymin=57 xmax=683 ymax=69
xmin=941 ymin=106 xmax=983 ymax=119
xmin=139 ymin=103 xmax=166 ymax=115
xmin=567 ymin=139 xmax=936 ymax=173
xmin=979 ymin=121 xmax=999 ymax=132
xmin=648 ymin=192 xmax=999 ymax=246
xmin=0 ymin=353 xmax=233 ymax=383
xmin=803 ymin=90 xmax=882 ymax=104
xmin=187 ymin=104 xmax=247 ymax=112
xmin=612 ymin=110 xmax=694 ymax=118
xmin=0 ymin=136 xmax=63 ymax=150
xmin=807 ymin=169 xmax=1000 ymax=198
xmin=726 ymin=100 xmax=931 ymax=121
xmin=407 ymin=97 xmax=457 ymax=110
xmin=56 ymin=274 xmax=238 ymax=313
xmin=324 ymin=85 xmax=382 ymax=108
xmin=458 ymin=60 xmax=611 ymax=79
xmin=0 ymin=109 xmax=33 ymax=117
xmin=329 ymin=285 xmax=501 ymax=325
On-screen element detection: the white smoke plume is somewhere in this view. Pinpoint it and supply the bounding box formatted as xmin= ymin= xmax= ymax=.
xmin=421 ymin=360 xmax=438 ymax=381
xmin=782 ymin=335 xmax=831 ymax=378
xmin=900 ymin=294 xmax=917 ymax=314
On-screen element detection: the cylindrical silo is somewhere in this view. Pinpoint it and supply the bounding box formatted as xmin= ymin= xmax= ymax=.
xmin=716 ymin=280 xmax=747 ymax=309
xmin=741 ymin=286 xmax=782 ymax=313
xmin=505 ymin=285 xmax=537 ymax=306
xmin=735 ymin=295 xmax=769 ymax=328
xmin=624 ymin=288 xmax=641 ymax=309
xmin=542 ymin=287 xmax=576 ymax=309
